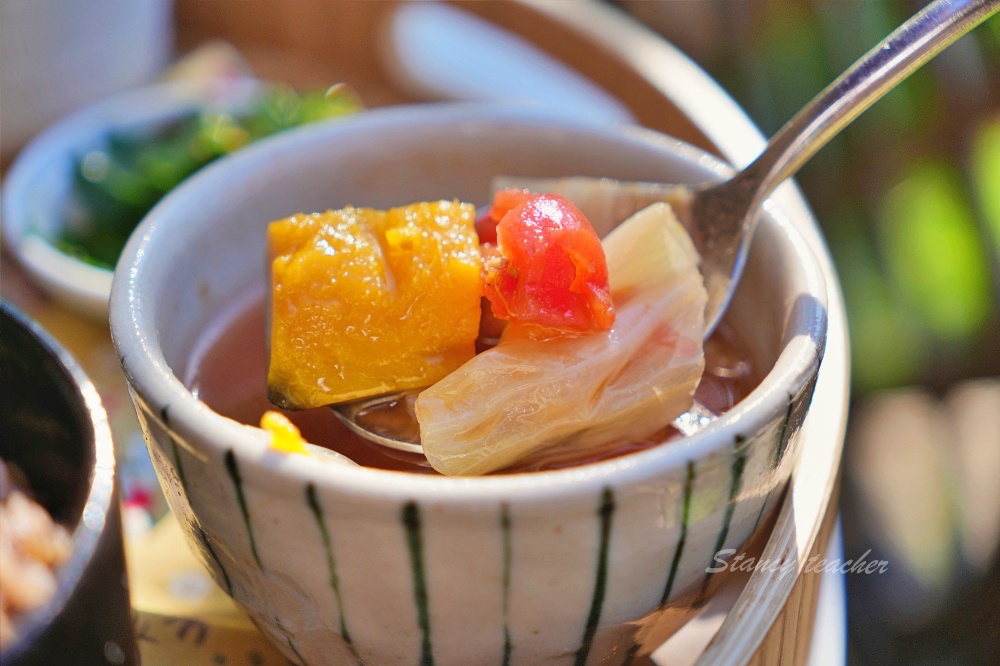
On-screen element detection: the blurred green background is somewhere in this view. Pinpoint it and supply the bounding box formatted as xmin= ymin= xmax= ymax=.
xmin=620 ymin=1 xmax=999 ymax=663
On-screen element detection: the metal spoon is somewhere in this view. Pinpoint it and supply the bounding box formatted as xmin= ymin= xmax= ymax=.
xmin=332 ymin=0 xmax=999 ymax=454
xmin=694 ymin=0 xmax=997 ymax=335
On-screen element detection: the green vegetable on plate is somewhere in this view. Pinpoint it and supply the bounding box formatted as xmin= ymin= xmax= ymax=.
xmin=58 ymin=83 xmax=363 ymax=269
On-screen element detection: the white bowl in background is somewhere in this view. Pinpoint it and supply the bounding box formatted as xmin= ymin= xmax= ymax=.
xmin=1 ymin=77 xmax=262 ymax=322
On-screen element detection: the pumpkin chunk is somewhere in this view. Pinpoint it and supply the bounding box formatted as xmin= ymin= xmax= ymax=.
xmin=267 ymin=200 xmax=482 ymax=410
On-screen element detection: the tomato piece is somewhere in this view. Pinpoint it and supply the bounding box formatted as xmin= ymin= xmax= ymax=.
xmin=475 ymin=187 xmax=532 ymax=246
xmin=474 ymin=209 xmax=499 ymax=246
xmin=484 ymin=190 xmax=614 ymax=333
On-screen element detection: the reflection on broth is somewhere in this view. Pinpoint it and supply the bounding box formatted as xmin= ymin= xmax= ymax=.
xmin=185 ymin=288 xmax=759 ymax=475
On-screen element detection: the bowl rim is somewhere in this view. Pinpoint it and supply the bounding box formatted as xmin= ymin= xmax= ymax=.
xmin=0 ymin=76 xmax=263 ymax=322
xmin=110 ymin=101 xmax=829 ymax=503
xmin=0 ymin=302 xmax=119 ymax=657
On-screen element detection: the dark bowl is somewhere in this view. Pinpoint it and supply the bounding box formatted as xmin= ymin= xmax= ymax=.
xmin=0 ymin=302 xmax=136 ymax=665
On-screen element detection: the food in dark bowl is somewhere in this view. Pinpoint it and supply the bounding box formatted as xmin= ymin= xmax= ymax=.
xmin=0 ymin=303 xmax=136 ymax=665
xmin=0 ymin=458 xmax=73 ymax=646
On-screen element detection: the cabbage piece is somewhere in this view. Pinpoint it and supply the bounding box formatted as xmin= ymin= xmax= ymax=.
xmin=415 ymin=202 xmax=707 ymax=476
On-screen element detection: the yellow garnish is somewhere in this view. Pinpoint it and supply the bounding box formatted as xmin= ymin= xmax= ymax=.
xmin=260 ymin=411 xmax=309 ymax=455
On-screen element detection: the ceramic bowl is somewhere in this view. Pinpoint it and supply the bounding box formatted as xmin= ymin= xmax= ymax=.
xmin=0 ymin=302 xmax=136 ymax=664
xmin=109 ymin=103 xmax=827 ymax=665
xmin=0 ymin=77 xmax=262 ymax=322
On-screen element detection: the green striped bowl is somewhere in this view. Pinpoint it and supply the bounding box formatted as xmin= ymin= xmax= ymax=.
xmin=111 ymin=104 xmax=827 ymax=665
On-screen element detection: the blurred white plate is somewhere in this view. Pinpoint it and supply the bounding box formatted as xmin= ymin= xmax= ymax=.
xmin=380 ymin=1 xmax=634 ymax=125
xmin=1 ymin=77 xmax=261 ymax=322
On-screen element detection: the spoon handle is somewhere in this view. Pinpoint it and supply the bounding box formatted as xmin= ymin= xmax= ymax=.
xmin=742 ymin=0 xmax=998 ymax=200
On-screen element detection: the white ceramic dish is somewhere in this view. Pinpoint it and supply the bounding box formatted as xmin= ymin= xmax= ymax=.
xmin=1 ymin=77 xmax=261 ymax=322
xmin=110 ymin=103 xmax=828 ymax=665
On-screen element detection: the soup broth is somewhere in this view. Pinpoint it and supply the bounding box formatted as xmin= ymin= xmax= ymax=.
xmin=185 ymin=288 xmax=760 ymax=474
